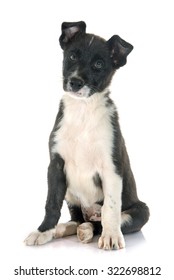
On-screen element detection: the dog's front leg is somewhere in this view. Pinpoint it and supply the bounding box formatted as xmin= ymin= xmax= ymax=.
xmin=25 ymin=154 xmax=67 ymax=245
xmin=98 ymin=172 xmax=125 ymax=250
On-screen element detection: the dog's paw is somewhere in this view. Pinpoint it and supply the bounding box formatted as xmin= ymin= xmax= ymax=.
xmin=77 ymin=222 xmax=94 ymax=244
xmin=98 ymin=230 xmax=125 ymax=250
xmin=24 ymin=230 xmax=54 ymax=246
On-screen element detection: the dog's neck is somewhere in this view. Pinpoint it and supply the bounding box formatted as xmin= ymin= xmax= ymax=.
xmin=62 ymin=88 xmax=110 ymax=105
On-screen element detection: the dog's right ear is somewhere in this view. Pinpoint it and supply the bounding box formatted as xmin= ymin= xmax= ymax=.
xmin=59 ymin=21 xmax=86 ymax=49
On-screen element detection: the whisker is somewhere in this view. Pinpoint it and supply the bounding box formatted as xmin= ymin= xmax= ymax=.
xmin=86 ymin=84 xmax=100 ymax=93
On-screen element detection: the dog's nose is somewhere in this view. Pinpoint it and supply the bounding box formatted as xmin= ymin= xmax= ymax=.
xmin=69 ymin=77 xmax=85 ymax=92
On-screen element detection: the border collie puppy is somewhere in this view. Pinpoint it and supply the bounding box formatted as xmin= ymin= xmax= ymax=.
xmin=25 ymin=21 xmax=149 ymax=250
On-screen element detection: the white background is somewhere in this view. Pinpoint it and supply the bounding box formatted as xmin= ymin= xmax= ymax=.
xmin=0 ymin=0 xmax=174 ymax=279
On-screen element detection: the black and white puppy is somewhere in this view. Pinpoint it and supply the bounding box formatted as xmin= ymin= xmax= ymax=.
xmin=25 ymin=21 xmax=149 ymax=250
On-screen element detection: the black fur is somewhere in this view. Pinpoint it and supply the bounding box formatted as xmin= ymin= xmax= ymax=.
xmin=36 ymin=21 xmax=149 ymax=238
xmin=38 ymin=154 xmax=66 ymax=232
xmin=60 ymin=22 xmax=133 ymax=97
xmin=93 ymin=173 xmax=102 ymax=188
xmin=67 ymin=204 xmax=84 ymax=224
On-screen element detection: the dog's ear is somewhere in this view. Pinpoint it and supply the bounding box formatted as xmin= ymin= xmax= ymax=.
xmin=107 ymin=35 xmax=133 ymax=69
xmin=59 ymin=21 xmax=86 ymax=49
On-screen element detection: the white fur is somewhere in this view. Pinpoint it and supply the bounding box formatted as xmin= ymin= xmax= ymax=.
xmin=98 ymin=228 xmax=125 ymax=250
xmin=66 ymin=86 xmax=90 ymax=99
xmin=77 ymin=222 xmax=94 ymax=243
xmin=25 ymin=222 xmax=79 ymax=246
xmin=52 ymin=90 xmax=115 ymax=208
xmin=121 ymin=212 xmax=132 ymax=226
xmin=52 ymin=91 xmax=125 ymax=249
xmin=88 ymin=36 xmax=94 ymax=46
xmin=98 ymin=173 xmax=125 ymax=250
xmin=24 ymin=229 xmax=55 ymax=246
xmin=55 ymin=221 xmax=78 ymax=238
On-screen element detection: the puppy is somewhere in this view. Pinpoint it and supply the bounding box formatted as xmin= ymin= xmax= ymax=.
xmin=25 ymin=21 xmax=149 ymax=250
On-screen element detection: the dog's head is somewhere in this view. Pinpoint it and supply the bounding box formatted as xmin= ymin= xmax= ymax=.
xmin=59 ymin=21 xmax=133 ymax=98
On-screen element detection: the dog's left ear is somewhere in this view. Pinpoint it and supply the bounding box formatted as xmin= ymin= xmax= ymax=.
xmin=107 ymin=35 xmax=133 ymax=69
xmin=59 ymin=21 xmax=86 ymax=49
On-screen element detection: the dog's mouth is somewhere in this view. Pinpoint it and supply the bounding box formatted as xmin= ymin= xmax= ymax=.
xmin=69 ymin=91 xmax=84 ymax=97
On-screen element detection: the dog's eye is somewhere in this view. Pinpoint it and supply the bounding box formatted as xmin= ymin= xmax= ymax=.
xmin=70 ymin=53 xmax=77 ymax=61
xmin=94 ymin=60 xmax=104 ymax=69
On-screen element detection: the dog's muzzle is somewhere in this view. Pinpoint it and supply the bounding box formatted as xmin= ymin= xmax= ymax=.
xmin=69 ymin=77 xmax=84 ymax=92
xmin=66 ymin=77 xmax=91 ymax=98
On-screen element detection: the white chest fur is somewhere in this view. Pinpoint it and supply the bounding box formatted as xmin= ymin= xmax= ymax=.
xmin=52 ymin=92 xmax=116 ymax=208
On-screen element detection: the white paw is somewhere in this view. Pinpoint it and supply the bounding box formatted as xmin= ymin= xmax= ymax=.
xmin=98 ymin=230 xmax=125 ymax=250
xmin=24 ymin=229 xmax=55 ymax=246
xmin=77 ymin=222 xmax=94 ymax=244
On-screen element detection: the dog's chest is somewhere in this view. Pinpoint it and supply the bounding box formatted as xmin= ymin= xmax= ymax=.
xmin=52 ymin=94 xmax=114 ymax=207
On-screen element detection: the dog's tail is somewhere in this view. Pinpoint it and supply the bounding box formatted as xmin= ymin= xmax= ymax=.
xmin=121 ymin=201 xmax=150 ymax=234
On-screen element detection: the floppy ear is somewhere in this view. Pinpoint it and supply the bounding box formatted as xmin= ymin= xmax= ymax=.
xmin=107 ymin=35 xmax=133 ymax=69
xmin=59 ymin=21 xmax=86 ymax=49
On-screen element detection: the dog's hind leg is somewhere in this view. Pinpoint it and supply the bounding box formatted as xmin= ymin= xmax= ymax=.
xmin=54 ymin=203 xmax=92 ymax=241
xmin=77 ymin=222 xmax=94 ymax=243
xmin=55 ymin=221 xmax=79 ymax=238
xmin=45 ymin=203 xmax=84 ymax=239
xmin=55 ymin=204 xmax=94 ymax=243
xmin=121 ymin=201 xmax=150 ymax=234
